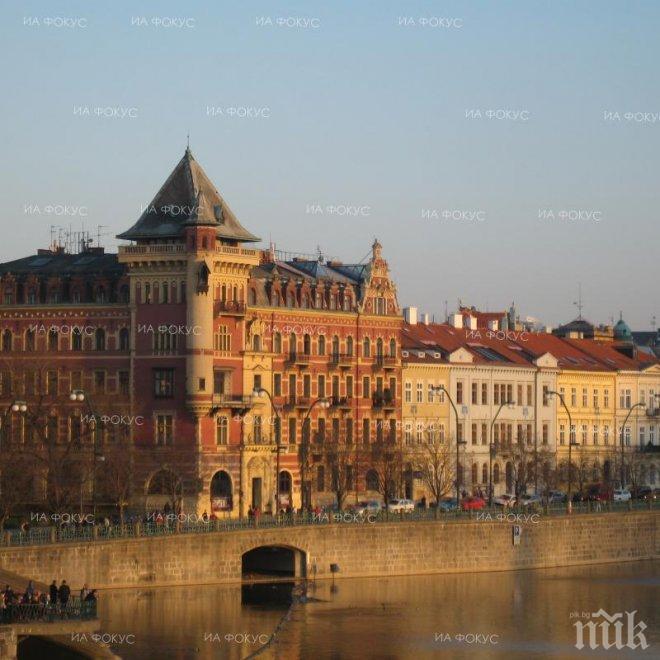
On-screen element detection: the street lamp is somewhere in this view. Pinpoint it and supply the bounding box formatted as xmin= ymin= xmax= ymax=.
xmin=548 ymin=390 xmax=577 ymax=512
xmin=1 ymin=401 xmax=28 ymax=450
xmin=70 ymin=390 xmax=105 ymax=519
xmin=252 ymin=387 xmax=283 ymax=513
xmin=619 ymin=396 xmax=659 ymax=490
xmin=299 ymin=397 xmax=330 ymax=511
xmin=431 ymin=385 xmax=465 ymax=505
xmin=488 ymin=400 xmax=514 ymax=507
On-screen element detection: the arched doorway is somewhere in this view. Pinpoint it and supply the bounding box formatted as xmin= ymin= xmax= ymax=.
xmin=210 ymin=470 xmax=233 ymax=514
xmin=278 ymin=470 xmax=292 ymax=510
xmin=146 ymin=469 xmax=182 ymax=513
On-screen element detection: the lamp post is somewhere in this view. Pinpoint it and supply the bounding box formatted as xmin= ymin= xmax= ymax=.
xmin=619 ymin=399 xmax=657 ymax=490
xmin=431 ymin=385 xmax=465 ymax=505
xmin=70 ymin=390 xmax=105 ymax=519
xmin=488 ymin=400 xmax=514 ymax=507
xmin=548 ymin=390 xmax=576 ymax=512
xmin=0 ymin=401 xmax=28 ymax=451
xmin=299 ymin=397 xmax=330 ymax=511
xmin=252 ymin=387 xmax=283 ymax=513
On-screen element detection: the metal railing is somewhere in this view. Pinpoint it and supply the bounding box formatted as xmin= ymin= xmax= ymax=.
xmin=0 ymin=500 xmax=654 ymax=549
xmin=0 ymin=596 xmax=97 ymax=624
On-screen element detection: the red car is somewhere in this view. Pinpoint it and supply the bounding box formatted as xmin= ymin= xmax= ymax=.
xmin=461 ymin=496 xmax=486 ymax=511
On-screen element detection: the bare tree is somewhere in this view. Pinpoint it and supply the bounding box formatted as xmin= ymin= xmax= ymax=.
xmin=409 ymin=429 xmax=454 ymax=505
xmin=96 ymin=427 xmax=133 ymax=523
xmin=368 ymin=435 xmax=402 ymax=511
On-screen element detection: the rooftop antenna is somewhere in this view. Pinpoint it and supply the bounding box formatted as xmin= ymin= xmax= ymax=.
xmin=652 ymin=315 xmax=657 ymax=332
xmin=573 ymin=283 xmax=584 ymax=320
xmin=444 ymin=300 xmax=448 ymax=322
xmin=186 ymin=133 xmax=190 ymax=150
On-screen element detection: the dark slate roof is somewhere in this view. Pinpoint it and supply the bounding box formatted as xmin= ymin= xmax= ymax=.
xmin=117 ymin=148 xmax=260 ymax=243
xmin=251 ymin=259 xmax=369 ymax=285
xmin=0 ymin=251 xmax=124 ymax=276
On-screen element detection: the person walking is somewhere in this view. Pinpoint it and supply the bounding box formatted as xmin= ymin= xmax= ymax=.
xmin=49 ymin=580 xmax=58 ymax=607
xmin=59 ymin=580 xmax=70 ymax=616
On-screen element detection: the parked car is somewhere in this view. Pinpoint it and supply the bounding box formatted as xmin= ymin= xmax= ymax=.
xmin=546 ymin=490 xmax=566 ymax=504
xmin=519 ymin=494 xmax=543 ymax=509
xmin=632 ymin=486 xmax=657 ymax=501
xmin=351 ymin=500 xmax=382 ymax=515
xmin=493 ymin=494 xmax=517 ymax=508
xmin=387 ymin=499 xmax=415 ymax=513
xmin=613 ymin=488 xmax=632 ymax=502
xmin=461 ymin=496 xmax=486 ymax=511
xmin=586 ymin=483 xmax=613 ymax=502
xmin=438 ymin=498 xmax=459 ymax=512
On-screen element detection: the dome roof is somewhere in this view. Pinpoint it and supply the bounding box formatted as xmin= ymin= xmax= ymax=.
xmin=614 ymin=316 xmax=632 ymax=340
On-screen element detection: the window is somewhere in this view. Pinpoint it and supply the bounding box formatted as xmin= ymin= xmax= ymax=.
xmin=119 ymin=328 xmax=129 ymax=351
xmin=48 ymin=329 xmax=58 ymax=351
xmin=346 ymin=375 xmax=354 ymax=399
xmin=542 ymin=385 xmax=549 ymax=406
xmin=346 ymin=336 xmax=354 ymax=356
xmin=47 ymin=370 xmax=58 ymax=395
xmin=404 ymin=381 xmax=412 ymax=403
xmin=593 ymin=389 xmax=599 ymax=409
xmin=346 ymin=418 xmax=353 ymax=444
xmin=571 ymin=388 xmax=577 ymax=406
xmin=604 ymin=425 xmax=610 ymax=445
xmin=624 ymin=426 xmax=631 ymax=446
xmin=253 ymin=374 xmax=262 ymax=393
xmin=24 ymin=329 xmax=35 ymax=352
xmin=252 ymin=334 xmax=261 ymax=351
xmin=199 ymin=377 xmax=206 ymax=392
xmin=457 ymin=422 xmax=463 ymax=443
xmin=154 ymin=329 xmax=177 ymax=354
xmin=70 ymin=414 xmax=82 ymax=444
xmin=273 ymin=333 xmax=282 ymax=353
xmin=72 ymin=328 xmax=82 ymax=351
xmin=542 ymin=424 xmax=548 ymax=444
xmin=506 ymin=384 xmax=513 ymax=403
xmin=119 ymin=371 xmax=129 ymax=395
xmin=416 ymin=381 xmax=423 ymax=403
xmin=517 ymin=385 xmax=523 ymax=405
xmin=362 ymin=418 xmax=370 ymax=444
xmin=214 ymin=325 xmax=231 ymax=352
xmin=156 ymin=414 xmax=174 ymax=445
xmin=332 ymin=418 xmax=340 ymax=442
xmin=154 ymin=369 xmax=175 ymax=397
xmin=471 ymin=423 xmax=477 ymax=445
xmin=274 ymin=373 xmax=282 ymax=396
xmin=318 ymin=375 xmax=326 ymax=398
xmin=527 ymin=385 xmax=533 ymax=406
xmin=481 ymin=383 xmax=488 ymax=405
xmin=471 ymin=382 xmax=478 ymax=405
xmin=494 ymin=384 xmax=500 ymax=405
xmin=288 ymin=417 xmax=296 ymax=444
xmin=363 ymin=376 xmax=370 ymax=399
xmin=318 ymin=335 xmax=326 ymax=356
xmin=303 ymin=334 xmax=311 ymax=355
xmin=620 ymin=389 xmax=632 ymax=409
xmin=363 ymin=337 xmax=370 ymax=358
xmin=2 ymin=330 xmax=12 ymax=352
xmin=404 ymin=422 xmax=412 ymax=445
xmin=456 ymin=382 xmax=463 ymax=405
xmin=389 ymin=338 xmax=396 ymax=357
xmin=481 ymin=423 xmax=487 ymax=445
xmin=95 ymin=370 xmax=106 ymax=394
xmin=559 ymin=425 xmax=565 ymax=446
xmin=303 ymin=374 xmax=311 ymax=398
xmin=593 ymin=425 xmax=599 ymax=446
xmin=254 ymin=416 xmax=263 ymax=443
xmin=604 ymin=389 xmax=610 ymax=408
xmin=95 ymin=328 xmax=106 ymax=351
xmin=216 ymin=416 xmax=228 ymax=444
xmin=214 ymin=370 xmax=229 ymax=394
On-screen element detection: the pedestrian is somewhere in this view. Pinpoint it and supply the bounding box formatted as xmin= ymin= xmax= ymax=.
xmin=49 ymin=580 xmax=58 ymax=607
xmin=25 ymin=580 xmax=35 ymax=600
xmin=59 ymin=580 xmax=70 ymax=609
xmin=80 ymin=583 xmax=90 ymax=601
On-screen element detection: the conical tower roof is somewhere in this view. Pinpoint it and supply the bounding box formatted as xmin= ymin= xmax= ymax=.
xmin=117 ymin=148 xmax=260 ymax=242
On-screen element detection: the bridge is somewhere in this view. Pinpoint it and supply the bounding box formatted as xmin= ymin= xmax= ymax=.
xmin=0 ymin=509 xmax=656 ymax=592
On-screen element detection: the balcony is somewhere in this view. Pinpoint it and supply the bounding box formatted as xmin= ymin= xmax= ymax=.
xmin=212 ymin=393 xmax=253 ymax=409
xmin=372 ymin=389 xmax=396 ymax=410
xmin=214 ymin=300 xmax=246 ymax=316
xmin=286 ymin=353 xmax=311 ymax=368
xmin=330 ymin=396 xmax=353 ymax=410
xmin=373 ymin=355 xmax=397 ymax=371
xmin=329 ymin=353 xmax=353 ymax=369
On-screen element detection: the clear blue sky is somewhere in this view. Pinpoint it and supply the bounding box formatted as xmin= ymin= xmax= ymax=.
xmin=2 ymin=1 xmax=659 ymax=328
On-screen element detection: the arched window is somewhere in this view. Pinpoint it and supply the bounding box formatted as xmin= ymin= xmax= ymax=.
xmin=332 ymin=335 xmax=340 ymax=359
xmin=72 ymin=328 xmax=82 ymax=351
xmin=119 ymin=328 xmax=129 ymax=351
xmin=289 ymin=333 xmax=297 ymax=358
xmin=95 ymin=328 xmax=106 ymax=351
xmin=24 ymin=328 xmax=35 ymax=352
xmin=482 ymin=463 xmax=488 ymax=484
xmin=493 ymin=464 xmax=500 ymax=484
xmin=363 ymin=337 xmax=371 ymax=358
xmin=274 ymin=333 xmax=282 ymax=353
xmin=96 ymin=286 xmax=106 ymax=303
xmin=376 ymin=338 xmax=384 ymax=357
xmin=48 ymin=328 xmax=58 ymax=351
xmin=252 ymin=334 xmax=261 ymax=351
xmin=162 ymin=282 xmax=169 ymax=303
xmin=389 ymin=338 xmax=396 ymax=358
xmin=279 ymin=470 xmax=292 ymax=495
xmin=216 ymin=417 xmax=229 ymax=445
xmin=318 ymin=335 xmax=326 ymax=356
xmin=346 ymin=336 xmax=354 ymax=356
xmin=2 ymin=330 xmax=12 ymax=352
xmin=303 ymin=334 xmax=311 ymax=355
xmin=170 ymin=281 xmax=177 ymax=303
xmin=366 ymin=469 xmax=379 ymax=491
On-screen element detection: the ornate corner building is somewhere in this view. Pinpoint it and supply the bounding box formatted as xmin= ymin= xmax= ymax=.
xmin=0 ymin=149 xmax=402 ymax=517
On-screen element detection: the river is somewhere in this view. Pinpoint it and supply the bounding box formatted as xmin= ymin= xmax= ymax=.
xmin=44 ymin=560 xmax=660 ymax=659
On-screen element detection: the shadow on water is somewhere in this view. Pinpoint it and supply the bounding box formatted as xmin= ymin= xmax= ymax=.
xmin=241 ymin=581 xmax=294 ymax=609
xmin=19 ymin=636 xmax=86 ymax=660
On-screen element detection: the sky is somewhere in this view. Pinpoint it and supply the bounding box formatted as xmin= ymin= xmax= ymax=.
xmin=1 ymin=1 xmax=659 ymax=329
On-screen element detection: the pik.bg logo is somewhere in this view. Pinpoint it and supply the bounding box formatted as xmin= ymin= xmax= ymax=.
xmin=573 ymin=609 xmax=649 ymax=651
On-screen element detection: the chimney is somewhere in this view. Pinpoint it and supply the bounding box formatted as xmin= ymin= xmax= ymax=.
xmin=487 ymin=319 xmax=499 ymax=331
xmin=422 ymin=313 xmax=430 ymax=325
xmin=450 ymin=313 xmax=463 ymax=329
xmin=468 ymin=316 xmax=477 ymax=330
xmin=404 ymin=307 xmax=418 ymax=325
